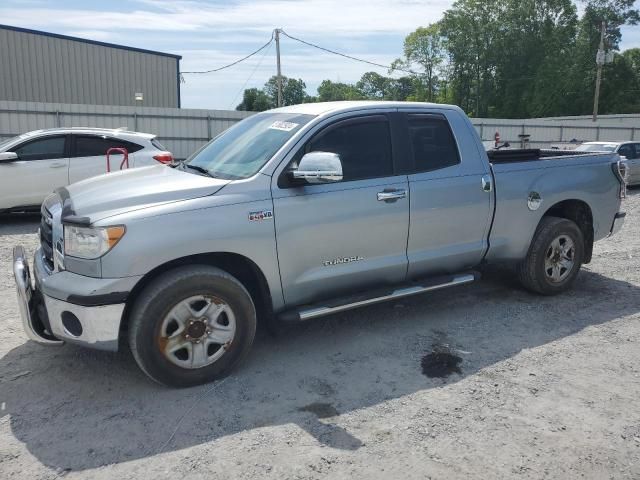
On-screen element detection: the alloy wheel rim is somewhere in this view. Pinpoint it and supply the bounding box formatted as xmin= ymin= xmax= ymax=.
xmin=544 ymin=235 xmax=575 ymax=283
xmin=159 ymin=295 xmax=236 ymax=369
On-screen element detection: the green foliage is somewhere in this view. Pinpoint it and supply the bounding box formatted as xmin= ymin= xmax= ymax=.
xmin=317 ymin=80 xmax=365 ymax=101
xmin=392 ymin=24 xmax=444 ymax=101
xmin=236 ymin=76 xmax=308 ymax=111
xmin=235 ymin=88 xmax=271 ymax=112
xmin=263 ymin=76 xmax=308 ymax=106
xmin=237 ymin=0 xmax=639 ymax=116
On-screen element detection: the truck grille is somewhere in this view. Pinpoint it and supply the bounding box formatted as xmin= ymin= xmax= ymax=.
xmin=40 ymin=206 xmax=55 ymax=271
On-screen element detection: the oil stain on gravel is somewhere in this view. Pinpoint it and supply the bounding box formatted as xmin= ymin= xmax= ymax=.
xmin=299 ymin=402 xmax=339 ymax=418
xmin=421 ymin=351 xmax=463 ymax=378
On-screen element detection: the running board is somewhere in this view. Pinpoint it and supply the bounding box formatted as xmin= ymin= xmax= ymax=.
xmin=278 ymin=271 xmax=479 ymax=323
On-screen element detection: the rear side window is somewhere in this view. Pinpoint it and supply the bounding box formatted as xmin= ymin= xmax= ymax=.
xmin=618 ymin=144 xmax=640 ymax=160
xmin=11 ymin=136 xmax=66 ymax=161
xmin=307 ymin=116 xmax=393 ymax=182
xmin=408 ymin=115 xmax=460 ymax=173
xmin=73 ymin=136 xmax=143 ymax=157
xmin=618 ymin=144 xmax=634 ymax=160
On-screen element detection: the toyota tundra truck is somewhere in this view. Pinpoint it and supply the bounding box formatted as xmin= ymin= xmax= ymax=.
xmin=13 ymin=101 xmax=627 ymax=387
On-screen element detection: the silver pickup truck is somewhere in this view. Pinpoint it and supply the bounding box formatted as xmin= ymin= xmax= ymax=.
xmin=13 ymin=101 xmax=627 ymax=387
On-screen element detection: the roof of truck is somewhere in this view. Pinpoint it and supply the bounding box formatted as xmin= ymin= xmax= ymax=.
xmin=273 ymin=101 xmax=459 ymax=116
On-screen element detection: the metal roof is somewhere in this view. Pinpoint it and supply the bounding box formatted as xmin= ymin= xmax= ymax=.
xmin=0 ymin=24 xmax=182 ymax=60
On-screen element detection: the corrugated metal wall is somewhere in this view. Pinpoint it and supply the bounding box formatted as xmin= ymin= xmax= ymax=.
xmin=0 ymin=26 xmax=180 ymax=108
xmin=534 ymin=114 xmax=640 ymax=126
xmin=472 ymin=117 xmax=638 ymax=147
xmin=0 ymin=100 xmax=636 ymax=160
xmin=0 ymin=101 xmax=252 ymax=159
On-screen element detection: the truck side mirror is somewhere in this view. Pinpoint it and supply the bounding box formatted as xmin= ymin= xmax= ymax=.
xmin=293 ymin=152 xmax=343 ymax=184
xmin=0 ymin=152 xmax=18 ymax=163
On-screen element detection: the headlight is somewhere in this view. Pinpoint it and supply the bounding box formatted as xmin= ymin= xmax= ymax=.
xmin=64 ymin=225 xmax=126 ymax=259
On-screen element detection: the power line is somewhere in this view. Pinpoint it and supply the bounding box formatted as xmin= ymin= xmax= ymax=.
xmin=279 ymin=29 xmax=419 ymax=76
xmin=229 ymin=40 xmax=274 ymax=109
xmin=181 ymin=34 xmax=274 ymax=74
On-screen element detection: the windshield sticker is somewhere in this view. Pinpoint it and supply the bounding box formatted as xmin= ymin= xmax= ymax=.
xmin=269 ymin=121 xmax=299 ymax=132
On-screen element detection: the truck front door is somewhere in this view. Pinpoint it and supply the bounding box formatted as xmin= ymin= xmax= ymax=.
xmin=272 ymin=113 xmax=410 ymax=306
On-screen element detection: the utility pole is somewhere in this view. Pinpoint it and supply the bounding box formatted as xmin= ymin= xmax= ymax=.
xmin=592 ymin=20 xmax=606 ymax=122
xmin=275 ymin=28 xmax=283 ymax=107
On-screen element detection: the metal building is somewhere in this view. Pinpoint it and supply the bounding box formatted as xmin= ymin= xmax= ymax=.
xmin=0 ymin=24 xmax=182 ymax=108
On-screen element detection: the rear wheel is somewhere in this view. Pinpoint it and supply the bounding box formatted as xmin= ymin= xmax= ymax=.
xmin=128 ymin=266 xmax=256 ymax=387
xmin=517 ymin=216 xmax=585 ymax=295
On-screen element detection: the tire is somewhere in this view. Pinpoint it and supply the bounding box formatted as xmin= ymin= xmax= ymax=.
xmin=128 ymin=265 xmax=256 ymax=388
xmin=517 ymin=216 xmax=585 ymax=296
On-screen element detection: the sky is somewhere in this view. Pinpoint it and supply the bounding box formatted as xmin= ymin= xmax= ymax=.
xmin=1 ymin=0 xmax=639 ymax=110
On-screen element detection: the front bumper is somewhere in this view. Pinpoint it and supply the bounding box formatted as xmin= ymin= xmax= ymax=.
xmin=12 ymin=246 xmax=138 ymax=351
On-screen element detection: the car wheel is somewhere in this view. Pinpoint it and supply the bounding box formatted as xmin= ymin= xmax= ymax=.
xmin=128 ymin=265 xmax=256 ymax=387
xmin=517 ymin=216 xmax=585 ymax=295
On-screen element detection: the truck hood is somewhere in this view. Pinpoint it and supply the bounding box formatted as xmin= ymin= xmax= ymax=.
xmin=59 ymin=165 xmax=230 ymax=223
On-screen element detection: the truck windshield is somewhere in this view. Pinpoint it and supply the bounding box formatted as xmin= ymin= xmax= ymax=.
xmin=185 ymin=112 xmax=315 ymax=179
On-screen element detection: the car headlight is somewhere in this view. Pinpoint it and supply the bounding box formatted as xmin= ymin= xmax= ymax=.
xmin=64 ymin=225 xmax=126 ymax=259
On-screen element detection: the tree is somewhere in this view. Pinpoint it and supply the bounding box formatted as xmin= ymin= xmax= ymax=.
xmin=356 ymin=72 xmax=388 ymax=99
xmin=238 ymin=0 xmax=640 ymax=117
xmin=386 ymin=76 xmax=418 ymax=101
xmin=563 ymin=0 xmax=640 ymax=115
xmin=263 ymin=76 xmax=308 ymax=107
xmin=316 ymin=80 xmax=365 ymax=101
xmin=392 ymin=24 xmax=444 ymax=102
xmin=235 ymin=88 xmax=271 ymax=112
xmin=440 ymin=0 xmax=505 ymax=116
xmin=494 ymin=0 xmax=578 ymax=117
xmin=598 ymin=49 xmax=640 ymax=113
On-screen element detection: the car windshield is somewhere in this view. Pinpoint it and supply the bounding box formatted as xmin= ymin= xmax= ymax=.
xmin=185 ymin=112 xmax=315 ymax=179
xmin=575 ymin=143 xmax=617 ymax=152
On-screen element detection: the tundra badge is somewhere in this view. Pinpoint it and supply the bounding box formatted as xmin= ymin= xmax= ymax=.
xmin=323 ymin=256 xmax=364 ymax=267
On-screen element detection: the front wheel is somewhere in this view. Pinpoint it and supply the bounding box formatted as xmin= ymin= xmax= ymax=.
xmin=517 ymin=216 xmax=585 ymax=295
xmin=128 ymin=266 xmax=256 ymax=387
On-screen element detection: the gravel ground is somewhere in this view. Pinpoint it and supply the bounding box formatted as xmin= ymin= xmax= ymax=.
xmin=1 ymin=190 xmax=639 ymax=480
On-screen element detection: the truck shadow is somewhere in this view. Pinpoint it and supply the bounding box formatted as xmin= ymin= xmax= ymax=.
xmin=1 ymin=267 xmax=639 ymax=472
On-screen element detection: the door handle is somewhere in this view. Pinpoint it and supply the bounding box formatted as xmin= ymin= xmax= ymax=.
xmin=50 ymin=162 xmax=66 ymax=169
xmin=481 ymin=175 xmax=492 ymax=192
xmin=377 ymin=189 xmax=407 ymax=202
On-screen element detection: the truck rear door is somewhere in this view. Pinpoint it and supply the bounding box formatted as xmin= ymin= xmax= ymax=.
xmin=271 ymin=113 xmax=409 ymax=306
xmin=399 ymin=109 xmax=494 ymax=278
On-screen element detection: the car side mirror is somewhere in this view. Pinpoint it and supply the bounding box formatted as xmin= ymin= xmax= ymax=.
xmin=0 ymin=152 xmax=18 ymax=163
xmin=293 ymin=152 xmax=343 ymax=184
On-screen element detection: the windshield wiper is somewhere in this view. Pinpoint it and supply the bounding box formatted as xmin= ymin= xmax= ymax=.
xmin=182 ymin=163 xmax=216 ymax=178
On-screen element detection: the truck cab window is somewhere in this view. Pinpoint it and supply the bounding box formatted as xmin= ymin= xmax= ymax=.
xmin=307 ymin=117 xmax=393 ymax=182
xmin=408 ymin=115 xmax=460 ymax=173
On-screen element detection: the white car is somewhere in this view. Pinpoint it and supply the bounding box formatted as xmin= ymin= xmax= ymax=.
xmin=575 ymin=141 xmax=640 ymax=186
xmin=0 ymin=127 xmax=174 ymax=212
